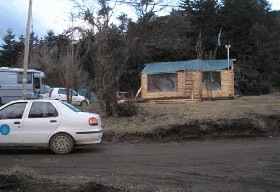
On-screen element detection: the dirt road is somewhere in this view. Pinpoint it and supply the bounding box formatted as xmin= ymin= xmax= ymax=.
xmin=0 ymin=138 xmax=280 ymax=191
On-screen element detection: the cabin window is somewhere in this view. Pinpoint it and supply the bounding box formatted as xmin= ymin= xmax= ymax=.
xmin=147 ymin=73 xmax=178 ymax=92
xmin=17 ymin=73 xmax=32 ymax=84
xmin=202 ymin=71 xmax=221 ymax=91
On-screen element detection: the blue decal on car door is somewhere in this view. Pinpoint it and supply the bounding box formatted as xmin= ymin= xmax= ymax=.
xmin=0 ymin=124 xmax=11 ymax=135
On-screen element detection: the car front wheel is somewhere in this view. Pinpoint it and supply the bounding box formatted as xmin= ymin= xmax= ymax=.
xmin=50 ymin=133 xmax=75 ymax=155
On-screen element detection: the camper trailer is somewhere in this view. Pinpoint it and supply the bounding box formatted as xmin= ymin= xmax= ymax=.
xmin=0 ymin=67 xmax=48 ymax=105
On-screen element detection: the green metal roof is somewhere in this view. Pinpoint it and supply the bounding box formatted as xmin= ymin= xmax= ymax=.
xmin=141 ymin=59 xmax=234 ymax=74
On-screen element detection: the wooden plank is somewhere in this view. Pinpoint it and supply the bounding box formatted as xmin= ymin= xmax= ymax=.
xmin=221 ymin=85 xmax=234 ymax=88
xmin=222 ymin=85 xmax=234 ymax=87
xmin=221 ymin=80 xmax=234 ymax=83
xmin=148 ymin=99 xmax=201 ymax=104
xmin=221 ymin=88 xmax=234 ymax=91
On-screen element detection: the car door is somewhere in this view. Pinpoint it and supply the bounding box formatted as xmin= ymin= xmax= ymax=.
xmin=71 ymin=90 xmax=82 ymax=105
xmin=57 ymin=88 xmax=67 ymax=101
xmin=0 ymin=102 xmax=28 ymax=144
xmin=22 ymin=101 xmax=62 ymax=144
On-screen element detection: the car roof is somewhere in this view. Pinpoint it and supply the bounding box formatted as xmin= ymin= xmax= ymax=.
xmin=1 ymin=99 xmax=88 ymax=114
xmin=10 ymin=99 xmax=61 ymax=103
xmin=0 ymin=99 xmax=62 ymax=109
xmin=50 ymin=87 xmax=77 ymax=91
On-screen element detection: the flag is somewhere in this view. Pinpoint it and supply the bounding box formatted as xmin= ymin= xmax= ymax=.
xmin=217 ymin=28 xmax=222 ymax=46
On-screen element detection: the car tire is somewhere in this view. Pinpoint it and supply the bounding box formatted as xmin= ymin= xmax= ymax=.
xmin=49 ymin=133 xmax=75 ymax=155
xmin=80 ymin=100 xmax=88 ymax=107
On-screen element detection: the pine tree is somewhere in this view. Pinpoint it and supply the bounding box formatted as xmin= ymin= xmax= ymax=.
xmin=0 ymin=28 xmax=22 ymax=67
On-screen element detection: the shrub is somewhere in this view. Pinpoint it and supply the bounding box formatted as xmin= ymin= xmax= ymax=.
xmin=116 ymin=100 xmax=138 ymax=117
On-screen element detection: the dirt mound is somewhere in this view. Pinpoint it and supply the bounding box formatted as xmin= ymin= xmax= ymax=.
xmin=102 ymin=114 xmax=280 ymax=143
xmin=0 ymin=174 xmax=122 ymax=192
xmin=0 ymin=174 xmax=70 ymax=191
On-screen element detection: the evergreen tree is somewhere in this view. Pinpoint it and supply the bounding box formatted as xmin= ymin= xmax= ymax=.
xmin=178 ymin=0 xmax=221 ymax=59
xmin=218 ymin=0 xmax=279 ymax=94
xmin=0 ymin=28 xmax=23 ymax=67
xmin=44 ymin=30 xmax=58 ymax=50
xmin=29 ymin=30 xmax=40 ymax=49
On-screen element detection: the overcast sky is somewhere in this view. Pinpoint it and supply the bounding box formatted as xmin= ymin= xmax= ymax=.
xmin=1 ymin=0 xmax=280 ymax=45
xmin=0 ymin=0 xmax=74 ymax=40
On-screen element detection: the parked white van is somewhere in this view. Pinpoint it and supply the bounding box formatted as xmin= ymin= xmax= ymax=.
xmin=0 ymin=67 xmax=48 ymax=106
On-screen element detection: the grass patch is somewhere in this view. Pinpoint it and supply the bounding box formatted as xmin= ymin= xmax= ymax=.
xmin=82 ymin=94 xmax=280 ymax=134
xmin=0 ymin=166 xmax=183 ymax=192
xmin=4 ymin=165 xmax=39 ymax=182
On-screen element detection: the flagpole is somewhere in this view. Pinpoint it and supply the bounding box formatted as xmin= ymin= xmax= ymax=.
xmin=225 ymin=44 xmax=231 ymax=70
xmin=213 ymin=28 xmax=222 ymax=60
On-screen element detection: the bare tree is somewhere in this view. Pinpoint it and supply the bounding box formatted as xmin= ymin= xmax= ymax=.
xmin=129 ymin=0 xmax=169 ymax=18
xmin=15 ymin=42 xmax=61 ymax=87
xmin=18 ymin=32 xmax=88 ymax=102
xmin=57 ymin=42 xmax=88 ymax=103
xmin=70 ymin=0 xmax=129 ymax=116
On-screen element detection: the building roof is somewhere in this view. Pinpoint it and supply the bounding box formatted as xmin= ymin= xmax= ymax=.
xmin=141 ymin=59 xmax=234 ymax=74
xmin=0 ymin=67 xmax=42 ymax=73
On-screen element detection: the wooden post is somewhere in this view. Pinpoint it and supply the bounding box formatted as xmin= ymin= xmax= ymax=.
xmin=23 ymin=0 xmax=32 ymax=93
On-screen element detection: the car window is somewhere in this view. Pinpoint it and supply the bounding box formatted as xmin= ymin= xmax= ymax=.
xmin=43 ymin=88 xmax=53 ymax=94
xmin=60 ymin=101 xmax=81 ymax=112
xmin=71 ymin=90 xmax=77 ymax=96
xmin=58 ymin=88 xmax=66 ymax=95
xmin=28 ymin=102 xmax=59 ymax=118
xmin=17 ymin=73 xmax=32 ymax=84
xmin=0 ymin=102 xmax=27 ymax=119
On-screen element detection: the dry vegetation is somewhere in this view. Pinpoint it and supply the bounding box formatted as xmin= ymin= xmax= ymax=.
xmin=0 ymin=166 xmax=125 ymax=192
xmin=81 ymin=93 xmax=280 ymax=134
xmin=1 ymin=94 xmax=279 ymax=192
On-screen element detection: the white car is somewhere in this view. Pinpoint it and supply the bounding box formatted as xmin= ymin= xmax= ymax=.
xmin=0 ymin=99 xmax=103 ymax=154
xmin=41 ymin=88 xmax=89 ymax=106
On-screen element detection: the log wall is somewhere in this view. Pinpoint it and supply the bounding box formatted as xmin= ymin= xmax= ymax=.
xmin=140 ymin=70 xmax=234 ymax=99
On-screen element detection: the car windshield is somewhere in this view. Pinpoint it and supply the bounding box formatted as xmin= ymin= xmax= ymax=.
xmin=43 ymin=88 xmax=52 ymax=94
xmin=60 ymin=101 xmax=82 ymax=112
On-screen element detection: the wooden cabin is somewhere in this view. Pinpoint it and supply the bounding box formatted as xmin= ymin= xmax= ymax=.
xmin=139 ymin=59 xmax=234 ymax=100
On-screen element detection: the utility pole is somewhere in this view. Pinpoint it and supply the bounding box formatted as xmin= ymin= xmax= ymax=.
xmin=22 ymin=0 xmax=32 ymax=94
